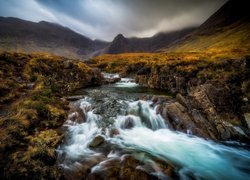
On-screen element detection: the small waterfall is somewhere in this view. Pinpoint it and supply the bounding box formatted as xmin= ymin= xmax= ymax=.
xmin=115 ymin=78 xmax=139 ymax=87
xmin=117 ymin=100 xmax=167 ymax=130
xmin=58 ymin=98 xmax=101 ymax=161
xmin=101 ymin=72 xmax=120 ymax=79
xmin=57 ymin=78 xmax=250 ymax=180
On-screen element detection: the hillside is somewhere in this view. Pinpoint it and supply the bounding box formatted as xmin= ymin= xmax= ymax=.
xmin=0 ymin=17 xmax=109 ymax=59
xmin=103 ymin=27 xmax=195 ymax=54
xmin=164 ymin=0 xmax=250 ymax=57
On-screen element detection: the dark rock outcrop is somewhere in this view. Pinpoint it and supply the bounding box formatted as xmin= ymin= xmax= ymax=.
xmin=125 ymin=58 xmax=250 ymax=141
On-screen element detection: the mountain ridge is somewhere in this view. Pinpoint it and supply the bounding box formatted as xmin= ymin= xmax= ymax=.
xmin=103 ymin=27 xmax=196 ymax=54
xmin=163 ymin=0 xmax=250 ymax=56
xmin=0 ymin=17 xmax=109 ymax=59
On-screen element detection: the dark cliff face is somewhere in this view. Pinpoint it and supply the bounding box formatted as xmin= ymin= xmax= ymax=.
xmin=0 ymin=17 xmax=109 ymax=59
xmin=105 ymin=27 xmax=196 ymax=54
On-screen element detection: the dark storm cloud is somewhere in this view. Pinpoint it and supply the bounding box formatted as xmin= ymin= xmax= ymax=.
xmin=0 ymin=0 xmax=227 ymax=41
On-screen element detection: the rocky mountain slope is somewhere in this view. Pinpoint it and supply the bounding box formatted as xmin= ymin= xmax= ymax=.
xmin=0 ymin=17 xmax=109 ymax=59
xmin=103 ymin=27 xmax=195 ymax=54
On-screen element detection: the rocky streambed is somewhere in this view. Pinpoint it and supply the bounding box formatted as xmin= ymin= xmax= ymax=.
xmin=57 ymin=74 xmax=250 ymax=180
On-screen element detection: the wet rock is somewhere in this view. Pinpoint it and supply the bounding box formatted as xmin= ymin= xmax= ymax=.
xmin=121 ymin=117 xmax=135 ymax=129
xmin=69 ymin=104 xmax=87 ymax=123
xmin=89 ymin=135 xmax=105 ymax=148
xmin=88 ymin=158 xmax=121 ymax=179
xmin=120 ymin=155 xmax=139 ymax=169
xmin=244 ymin=113 xmax=250 ymax=129
xmin=66 ymin=95 xmax=85 ymax=101
xmin=165 ymin=102 xmax=207 ymax=137
xmin=120 ymin=168 xmax=150 ymax=180
xmin=109 ymin=128 xmax=120 ymax=137
xmin=216 ymin=124 xmax=231 ymax=139
xmin=119 ymin=155 xmax=151 ymax=180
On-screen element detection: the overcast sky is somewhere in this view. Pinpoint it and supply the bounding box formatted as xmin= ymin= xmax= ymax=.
xmin=0 ymin=0 xmax=227 ymax=41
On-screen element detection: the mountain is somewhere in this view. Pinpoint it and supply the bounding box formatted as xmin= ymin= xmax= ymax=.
xmin=0 ymin=17 xmax=109 ymax=59
xmin=164 ymin=0 xmax=250 ymax=57
xmin=103 ymin=27 xmax=196 ymax=54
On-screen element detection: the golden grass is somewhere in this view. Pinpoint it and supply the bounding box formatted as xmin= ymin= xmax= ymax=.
xmin=91 ymin=50 xmax=247 ymax=74
xmin=164 ymin=21 xmax=250 ymax=58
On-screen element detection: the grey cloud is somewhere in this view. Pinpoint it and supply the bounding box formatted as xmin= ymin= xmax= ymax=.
xmin=0 ymin=0 xmax=227 ymax=41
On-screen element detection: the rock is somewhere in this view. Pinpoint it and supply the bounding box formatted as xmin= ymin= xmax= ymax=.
xmin=68 ymin=102 xmax=88 ymax=123
xmin=89 ymin=135 xmax=105 ymax=148
xmin=120 ymin=167 xmax=150 ymax=180
xmin=88 ymin=158 xmax=121 ymax=179
xmin=151 ymin=95 xmax=173 ymax=104
xmin=121 ymin=117 xmax=135 ymax=129
xmin=165 ymin=102 xmax=200 ymax=136
xmin=66 ymin=95 xmax=85 ymax=101
xmin=137 ymin=67 xmax=151 ymax=75
xmin=119 ymin=155 xmax=151 ymax=180
xmin=175 ymin=76 xmax=186 ymax=94
xmin=120 ymin=155 xmax=139 ymax=169
xmin=109 ymin=128 xmax=120 ymax=137
xmin=244 ymin=113 xmax=250 ymax=129
xmin=176 ymin=93 xmax=188 ymax=108
xmin=216 ymin=124 xmax=231 ymax=139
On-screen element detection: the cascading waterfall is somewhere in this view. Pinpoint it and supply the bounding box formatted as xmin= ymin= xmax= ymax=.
xmin=116 ymin=100 xmax=166 ymax=130
xmin=115 ymin=78 xmax=138 ymax=87
xmin=58 ymin=98 xmax=101 ymax=161
xmin=57 ymin=78 xmax=250 ymax=180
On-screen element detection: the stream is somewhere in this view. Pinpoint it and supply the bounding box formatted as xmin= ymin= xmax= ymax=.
xmin=57 ymin=74 xmax=250 ymax=180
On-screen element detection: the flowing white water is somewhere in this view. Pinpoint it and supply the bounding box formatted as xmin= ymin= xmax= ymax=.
xmin=58 ymin=78 xmax=250 ymax=180
xmin=59 ymin=98 xmax=101 ymax=161
xmin=114 ymin=78 xmax=139 ymax=88
xmin=111 ymin=128 xmax=250 ymax=179
xmin=101 ymin=72 xmax=120 ymax=79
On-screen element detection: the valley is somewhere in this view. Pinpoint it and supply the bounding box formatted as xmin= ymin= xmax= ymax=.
xmin=0 ymin=0 xmax=249 ymax=179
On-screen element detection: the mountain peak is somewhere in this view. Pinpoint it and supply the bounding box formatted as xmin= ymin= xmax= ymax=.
xmin=113 ymin=34 xmax=126 ymax=41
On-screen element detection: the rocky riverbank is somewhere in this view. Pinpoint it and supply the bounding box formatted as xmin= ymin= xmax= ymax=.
xmin=0 ymin=52 xmax=103 ymax=179
xmin=92 ymin=54 xmax=250 ymax=141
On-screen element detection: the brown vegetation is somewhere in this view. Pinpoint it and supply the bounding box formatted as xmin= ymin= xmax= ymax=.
xmin=0 ymin=52 xmax=102 ymax=179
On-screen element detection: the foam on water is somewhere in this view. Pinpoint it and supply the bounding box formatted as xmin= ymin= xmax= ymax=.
xmin=114 ymin=78 xmax=139 ymax=88
xmin=111 ymin=127 xmax=250 ymax=179
xmin=58 ymin=90 xmax=250 ymax=180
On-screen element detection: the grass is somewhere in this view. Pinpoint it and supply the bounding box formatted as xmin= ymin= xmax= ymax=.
xmin=0 ymin=52 xmax=102 ymax=179
xmin=163 ymin=21 xmax=250 ymax=58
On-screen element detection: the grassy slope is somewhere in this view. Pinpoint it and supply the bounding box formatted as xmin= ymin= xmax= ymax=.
xmin=0 ymin=52 xmax=102 ymax=179
xmin=164 ymin=21 xmax=250 ymax=58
